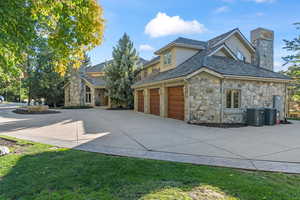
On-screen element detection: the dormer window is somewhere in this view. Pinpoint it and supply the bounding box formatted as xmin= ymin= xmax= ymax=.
xmin=163 ymin=52 xmax=172 ymax=65
xmin=236 ymin=50 xmax=245 ymax=62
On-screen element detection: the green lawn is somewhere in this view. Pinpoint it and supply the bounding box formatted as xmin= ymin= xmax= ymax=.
xmin=1 ymin=136 xmax=300 ymax=200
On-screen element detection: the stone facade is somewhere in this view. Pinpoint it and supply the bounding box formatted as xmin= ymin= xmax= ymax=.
xmin=64 ymin=73 xmax=85 ymax=106
xmin=64 ymin=72 xmax=107 ymax=107
xmin=187 ymin=72 xmax=287 ymax=123
xmin=222 ymin=79 xmax=286 ymax=123
xmin=188 ymin=72 xmax=221 ymax=123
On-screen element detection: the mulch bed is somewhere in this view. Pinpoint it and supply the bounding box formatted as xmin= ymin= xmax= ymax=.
xmin=0 ymin=138 xmax=17 ymax=147
xmin=13 ymin=109 xmax=60 ymax=115
xmin=188 ymin=122 xmax=248 ymax=128
xmin=0 ymin=138 xmax=32 ymax=154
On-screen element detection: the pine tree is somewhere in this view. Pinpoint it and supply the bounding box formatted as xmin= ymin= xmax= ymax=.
xmin=104 ymin=33 xmax=139 ymax=108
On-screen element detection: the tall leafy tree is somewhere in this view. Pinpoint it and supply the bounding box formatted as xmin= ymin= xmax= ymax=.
xmin=0 ymin=0 xmax=105 ymax=81
xmin=283 ymin=23 xmax=300 ymax=101
xmin=104 ymin=34 xmax=139 ymax=108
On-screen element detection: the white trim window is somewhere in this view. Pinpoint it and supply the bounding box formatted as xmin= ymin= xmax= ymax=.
xmin=85 ymin=86 xmax=92 ymax=103
xmin=226 ymin=89 xmax=241 ymax=108
xmin=163 ymin=52 xmax=172 ymax=65
xmin=236 ymin=50 xmax=245 ymax=62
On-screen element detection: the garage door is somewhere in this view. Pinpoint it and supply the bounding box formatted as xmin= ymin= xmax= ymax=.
xmin=168 ymin=86 xmax=184 ymax=120
xmin=150 ymin=88 xmax=160 ymax=116
xmin=137 ymin=90 xmax=144 ymax=112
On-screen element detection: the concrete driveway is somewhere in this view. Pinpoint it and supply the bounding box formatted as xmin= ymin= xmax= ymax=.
xmin=1 ymin=106 xmax=300 ymax=173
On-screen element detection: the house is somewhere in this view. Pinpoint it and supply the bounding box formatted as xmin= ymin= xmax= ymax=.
xmin=64 ymin=58 xmax=147 ymax=107
xmin=133 ymin=28 xmax=291 ymax=123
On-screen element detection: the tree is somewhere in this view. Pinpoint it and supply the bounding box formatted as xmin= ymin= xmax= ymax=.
xmin=0 ymin=0 xmax=105 ymax=81
xmin=283 ymin=23 xmax=300 ymax=102
xmin=24 ymin=45 xmax=65 ymax=106
xmin=104 ymin=34 xmax=139 ymax=108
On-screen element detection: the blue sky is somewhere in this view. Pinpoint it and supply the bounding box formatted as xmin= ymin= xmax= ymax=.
xmin=89 ymin=0 xmax=299 ymax=71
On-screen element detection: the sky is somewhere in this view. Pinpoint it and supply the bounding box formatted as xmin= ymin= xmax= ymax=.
xmin=89 ymin=0 xmax=300 ymax=71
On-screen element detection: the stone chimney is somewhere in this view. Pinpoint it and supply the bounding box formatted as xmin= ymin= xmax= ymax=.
xmin=251 ymin=28 xmax=274 ymax=71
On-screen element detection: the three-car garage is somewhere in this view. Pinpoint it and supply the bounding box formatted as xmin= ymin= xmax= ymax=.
xmin=136 ymin=85 xmax=185 ymax=121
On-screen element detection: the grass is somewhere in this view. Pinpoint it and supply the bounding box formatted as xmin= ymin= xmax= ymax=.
xmin=1 ymin=136 xmax=300 ymax=200
xmin=288 ymin=117 xmax=300 ymax=121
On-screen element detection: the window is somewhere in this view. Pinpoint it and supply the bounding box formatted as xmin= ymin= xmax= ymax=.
xmin=163 ymin=52 xmax=172 ymax=65
xmin=226 ymin=89 xmax=241 ymax=108
xmin=85 ymin=86 xmax=91 ymax=103
xmin=236 ymin=50 xmax=245 ymax=62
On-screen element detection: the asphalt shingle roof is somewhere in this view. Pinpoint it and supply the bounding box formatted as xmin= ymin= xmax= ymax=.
xmin=81 ymin=74 xmax=106 ymax=87
xmin=134 ymin=50 xmax=290 ymax=86
xmin=172 ymin=37 xmax=207 ymax=48
xmin=85 ymin=57 xmax=148 ymax=73
xmin=208 ymin=28 xmax=237 ymax=47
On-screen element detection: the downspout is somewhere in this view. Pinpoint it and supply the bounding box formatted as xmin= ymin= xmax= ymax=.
xmin=220 ymin=79 xmax=224 ymax=123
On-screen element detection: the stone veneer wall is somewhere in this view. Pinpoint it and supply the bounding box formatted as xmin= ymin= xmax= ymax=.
xmin=188 ymin=72 xmax=286 ymax=123
xmin=64 ymin=73 xmax=85 ymax=106
xmin=222 ymin=79 xmax=286 ymax=123
xmin=188 ymin=72 xmax=221 ymax=123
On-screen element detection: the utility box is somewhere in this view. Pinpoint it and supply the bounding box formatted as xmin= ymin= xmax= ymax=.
xmin=264 ymin=108 xmax=276 ymax=125
xmin=273 ymin=95 xmax=283 ymax=119
xmin=247 ymin=108 xmax=265 ymax=126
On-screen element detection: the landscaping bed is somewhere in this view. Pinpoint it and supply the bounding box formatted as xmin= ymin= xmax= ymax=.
xmin=0 ymin=137 xmax=32 ymax=155
xmin=1 ymin=136 xmax=300 ymax=200
xmin=188 ymin=122 xmax=247 ymax=128
xmin=13 ymin=108 xmax=60 ymax=115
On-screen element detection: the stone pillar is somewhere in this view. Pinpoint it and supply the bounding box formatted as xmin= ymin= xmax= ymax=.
xmin=134 ymin=90 xmax=138 ymax=112
xmin=183 ymin=82 xmax=189 ymax=122
xmin=144 ymin=88 xmax=150 ymax=113
xmin=160 ymin=86 xmax=167 ymax=117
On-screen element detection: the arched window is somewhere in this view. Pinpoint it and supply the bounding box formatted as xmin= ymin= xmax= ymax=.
xmin=85 ymin=86 xmax=91 ymax=103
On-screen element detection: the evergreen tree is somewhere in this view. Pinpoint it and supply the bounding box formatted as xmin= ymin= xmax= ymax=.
xmin=283 ymin=23 xmax=300 ymax=101
xmin=104 ymin=33 xmax=139 ymax=108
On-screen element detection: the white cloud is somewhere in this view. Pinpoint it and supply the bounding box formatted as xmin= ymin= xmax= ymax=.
xmin=214 ymin=6 xmax=230 ymax=13
xmin=139 ymin=44 xmax=154 ymax=51
xmin=145 ymin=12 xmax=207 ymax=38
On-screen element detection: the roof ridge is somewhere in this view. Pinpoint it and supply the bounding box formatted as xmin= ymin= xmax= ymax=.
xmin=208 ymin=28 xmax=239 ymax=46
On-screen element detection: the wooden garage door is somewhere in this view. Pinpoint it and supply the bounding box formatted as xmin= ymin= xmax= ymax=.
xmin=137 ymin=90 xmax=144 ymax=112
xmin=168 ymin=86 xmax=184 ymax=120
xmin=150 ymin=88 xmax=160 ymax=116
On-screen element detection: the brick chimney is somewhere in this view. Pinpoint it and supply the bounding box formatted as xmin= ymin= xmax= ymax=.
xmin=251 ymin=28 xmax=274 ymax=71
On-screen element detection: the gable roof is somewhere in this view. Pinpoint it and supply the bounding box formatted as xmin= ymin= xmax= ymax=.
xmin=81 ymin=74 xmax=106 ymax=87
xmin=85 ymin=57 xmax=148 ymax=73
xmin=143 ymin=56 xmax=160 ymax=68
xmin=208 ymin=28 xmax=255 ymax=52
xmin=134 ymin=51 xmax=290 ymax=87
xmin=155 ymin=37 xmax=207 ymax=54
xmin=208 ymin=28 xmax=238 ymax=47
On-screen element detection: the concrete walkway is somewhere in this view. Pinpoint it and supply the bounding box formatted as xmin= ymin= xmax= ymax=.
xmin=1 ymin=105 xmax=300 ymax=173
